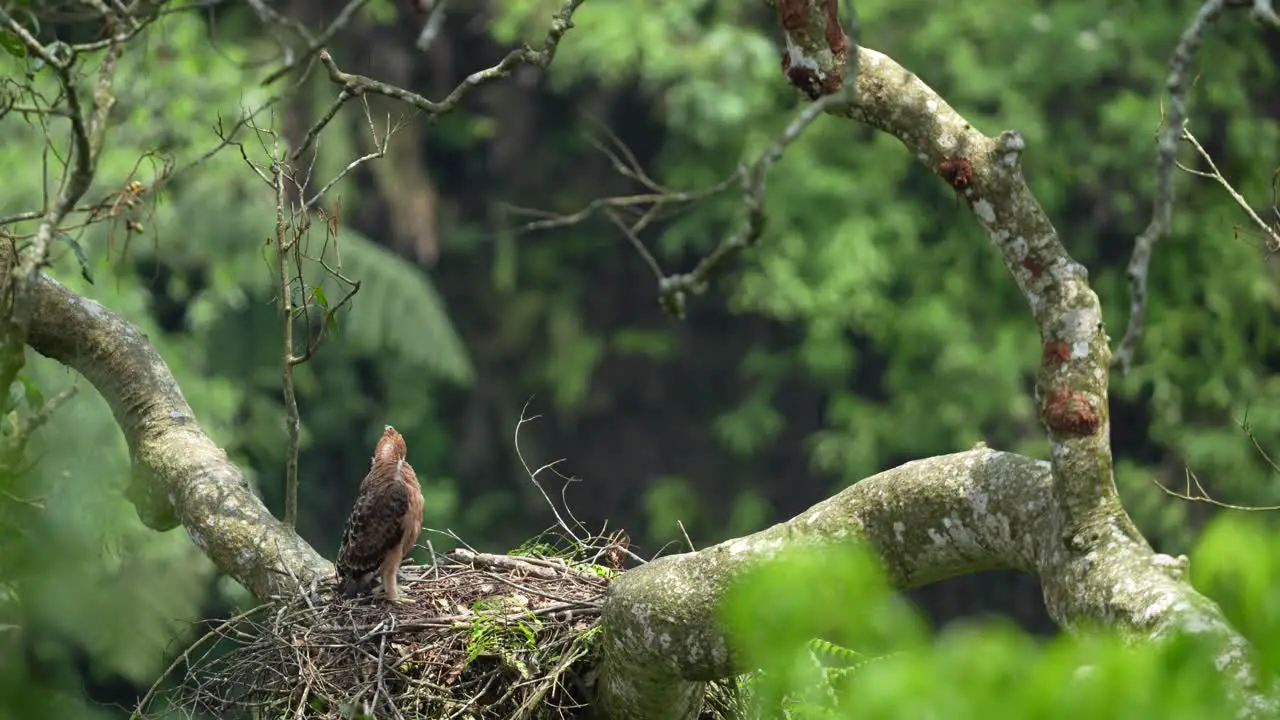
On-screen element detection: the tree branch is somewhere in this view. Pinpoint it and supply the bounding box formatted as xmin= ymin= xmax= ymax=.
xmin=598 ymin=450 xmax=1272 ymax=719
xmin=296 ymin=0 xmax=587 ymax=159
xmin=16 ymin=245 xmax=331 ymax=599
xmin=1115 ymin=0 xmax=1227 ymax=374
xmin=595 ymin=5 xmax=1276 ymax=715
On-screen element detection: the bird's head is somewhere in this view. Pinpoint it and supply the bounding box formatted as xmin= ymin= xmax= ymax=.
xmin=373 ymin=425 xmax=408 ymax=464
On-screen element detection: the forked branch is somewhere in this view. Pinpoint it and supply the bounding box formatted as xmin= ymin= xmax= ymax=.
xmin=592 ymin=0 xmax=1274 ymax=714
xmin=296 ymin=0 xmax=588 ymax=159
xmin=1115 ymin=0 xmax=1278 ymax=373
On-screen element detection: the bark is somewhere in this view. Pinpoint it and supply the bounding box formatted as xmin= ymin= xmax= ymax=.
xmin=598 ymin=451 xmax=1271 ymax=719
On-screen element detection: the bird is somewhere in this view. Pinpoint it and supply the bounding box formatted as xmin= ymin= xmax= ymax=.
xmin=335 ymin=426 xmax=424 ymax=604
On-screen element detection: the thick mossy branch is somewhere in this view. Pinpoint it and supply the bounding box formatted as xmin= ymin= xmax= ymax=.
xmin=597 ymin=450 xmax=1273 ymax=720
xmin=818 ymin=47 xmax=1126 ymax=540
xmin=21 ymin=261 xmax=331 ymax=599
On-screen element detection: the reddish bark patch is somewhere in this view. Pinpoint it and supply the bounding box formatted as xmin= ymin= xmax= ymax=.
xmin=820 ymin=69 xmax=844 ymax=95
xmin=823 ymin=0 xmax=847 ymax=55
xmin=938 ymin=157 xmax=973 ymax=190
xmin=785 ymin=64 xmax=824 ymax=100
xmin=777 ymin=0 xmax=808 ymax=31
xmin=1042 ymin=340 xmax=1071 ymax=365
xmin=1042 ymin=386 xmax=1101 ymax=437
xmin=1020 ymin=254 xmax=1046 ymax=278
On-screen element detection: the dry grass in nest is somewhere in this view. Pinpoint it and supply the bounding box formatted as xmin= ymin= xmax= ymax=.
xmin=135 ymin=546 xmax=618 ymax=720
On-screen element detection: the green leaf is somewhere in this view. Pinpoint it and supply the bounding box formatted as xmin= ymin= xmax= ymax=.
xmin=322 ymin=231 xmax=473 ymax=384
xmin=0 ymin=31 xmax=25 ymax=58
xmin=7 ymin=381 xmax=25 ymax=412
xmin=311 ymin=285 xmax=329 ymax=309
xmin=18 ymin=375 xmax=43 ymax=410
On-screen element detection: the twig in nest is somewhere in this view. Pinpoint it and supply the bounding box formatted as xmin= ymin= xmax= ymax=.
xmin=146 ymin=559 xmax=611 ymax=720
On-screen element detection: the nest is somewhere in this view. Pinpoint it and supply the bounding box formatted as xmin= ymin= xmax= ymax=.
xmin=139 ymin=543 xmax=742 ymax=720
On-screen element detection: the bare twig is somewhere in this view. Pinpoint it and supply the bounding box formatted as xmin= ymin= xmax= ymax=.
xmin=4 ymin=386 xmax=78 ymax=462
xmin=1115 ymin=0 xmax=1271 ymax=373
xmin=676 ymin=520 xmax=696 ymax=552
xmin=296 ymin=0 xmax=587 ymax=159
xmin=1153 ymin=404 xmax=1280 ymax=511
xmin=1175 ymin=126 xmax=1280 ymax=249
xmin=513 ymin=399 xmax=583 ymax=547
xmin=267 ymin=132 xmax=305 ymax=529
xmin=656 ymin=87 xmax=854 ymax=319
xmin=259 ymin=0 xmax=372 ymax=86
xmin=1152 ymin=466 xmax=1280 ymax=511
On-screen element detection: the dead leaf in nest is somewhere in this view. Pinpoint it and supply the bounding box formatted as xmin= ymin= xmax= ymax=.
xmin=444 ymin=660 xmax=466 ymax=686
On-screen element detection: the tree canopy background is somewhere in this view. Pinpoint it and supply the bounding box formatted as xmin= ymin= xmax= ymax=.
xmin=0 ymin=0 xmax=1277 ymax=716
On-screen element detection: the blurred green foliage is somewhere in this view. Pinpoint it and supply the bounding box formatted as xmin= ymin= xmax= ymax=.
xmin=720 ymin=517 xmax=1280 ymax=719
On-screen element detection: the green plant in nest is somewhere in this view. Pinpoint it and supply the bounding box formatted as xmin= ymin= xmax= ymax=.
xmin=466 ymin=596 xmax=545 ymax=679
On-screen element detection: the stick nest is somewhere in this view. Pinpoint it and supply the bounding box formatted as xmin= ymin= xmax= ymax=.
xmin=148 ymin=547 xmax=619 ymax=720
xmin=142 ymin=544 xmax=742 ymax=719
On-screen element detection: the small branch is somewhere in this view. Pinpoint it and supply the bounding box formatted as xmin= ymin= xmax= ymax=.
xmin=272 ymin=139 xmax=302 ymax=530
xmin=1152 ymin=466 xmax=1280 ymax=511
xmin=1152 ymin=407 xmax=1280 ymax=510
xmin=1175 ymin=125 xmax=1280 ymax=249
xmin=259 ymin=0 xmax=372 ymax=86
xmin=295 ymin=0 xmax=587 ymax=159
xmin=1115 ymin=0 xmax=1263 ymax=373
xmin=655 ymin=87 xmax=853 ymax=319
xmin=4 ymin=385 xmax=78 ymax=462
xmin=513 ymin=400 xmax=584 ymax=548
xmin=15 ymin=28 xmax=123 ymax=289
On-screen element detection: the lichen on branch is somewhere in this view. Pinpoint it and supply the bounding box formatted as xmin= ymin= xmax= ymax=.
xmin=597 ymin=449 xmax=1274 ymax=720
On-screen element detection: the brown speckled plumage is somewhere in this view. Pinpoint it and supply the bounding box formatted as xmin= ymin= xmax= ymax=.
xmin=336 ymin=426 xmax=424 ymax=602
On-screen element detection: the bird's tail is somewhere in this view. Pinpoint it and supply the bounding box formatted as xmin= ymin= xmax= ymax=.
xmin=337 ymin=571 xmax=375 ymax=599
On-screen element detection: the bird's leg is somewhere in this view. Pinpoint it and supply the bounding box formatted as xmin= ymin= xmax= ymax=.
xmin=380 ymin=552 xmax=414 ymax=605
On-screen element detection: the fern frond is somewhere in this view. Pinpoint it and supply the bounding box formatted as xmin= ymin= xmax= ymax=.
xmin=806 ymin=638 xmax=863 ymax=668
xmin=314 ymin=230 xmax=474 ymax=385
xmin=131 ymin=183 xmax=474 ymax=384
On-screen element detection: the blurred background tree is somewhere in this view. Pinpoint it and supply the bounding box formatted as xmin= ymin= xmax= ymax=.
xmin=0 ymin=0 xmax=1276 ymax=716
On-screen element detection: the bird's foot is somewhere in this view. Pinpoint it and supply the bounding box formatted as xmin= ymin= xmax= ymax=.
xmin=386 ymin=595 xmax=415 ymax=605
